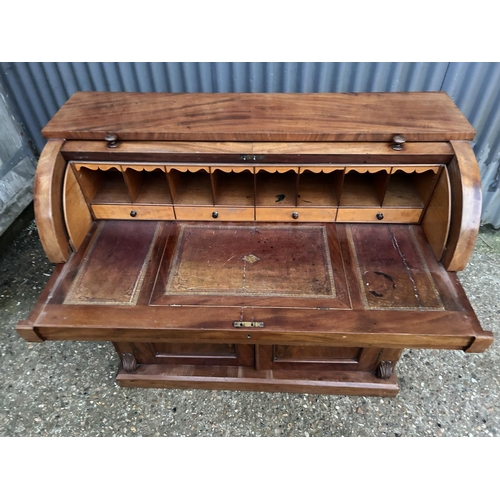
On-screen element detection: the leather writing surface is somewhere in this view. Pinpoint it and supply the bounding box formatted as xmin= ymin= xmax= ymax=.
xmin=347 ymin=224 xmax=444 ymax=310
xmin=165 ymin=224 xmax=336 ymax=298
xmin=64 ymin=221 xmax=159 ymax=305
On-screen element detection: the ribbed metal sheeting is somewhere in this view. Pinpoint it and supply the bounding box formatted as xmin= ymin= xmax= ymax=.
xmin=442 ymin=63 xmax=500 ymax=229
xmin=1 ymin=62 xmax=499 ymax=227
xmin=0 ymin=78 xmax=37 ymax=237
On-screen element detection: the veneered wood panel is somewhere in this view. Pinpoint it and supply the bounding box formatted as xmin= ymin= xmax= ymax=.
xmin=153 ymin=343 xmax=237 ymax=357
xmin=124 ymin=342 xmax=256 ymax=367
xmin=256 ymin=207 xmax=337 ymax=222
xmin=174 ymin=206 xmax=254 ymax=221
xmin=274 ymin=345 xmax=360 ymax=361
xmin=63 ymin=166 xmax=93 ymax=251
xmin=272 ymin=345 xmax=361 ymax=371
xmin=34 ymin=139 xmax=71 ymax=262
xmin=43 ymin=92 xmax=475 ymax=142
xmin=116 ymin=363 xmax=400 ymax=396
xmin=62 ymin=140 xmax=454 ymax=158
xmin=269 ymin=346 xmax=387 ymax=372
xmin=337 ymin=208 xmax=422 ymax=223
xmin=442 ymin=141 xmax=482 ymax=271
xmin=421 ymin=167 xmax=451 ymax=261
xmin=92 ymin=204 xmax=175 ymax=220
xmin=34 ymin=306 xmax=492 ymax=351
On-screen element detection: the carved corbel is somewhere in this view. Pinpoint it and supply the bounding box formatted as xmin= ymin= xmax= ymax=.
xmin=121 ymin=352 xmax=138 ymax=373
xmin=376 ymin=360 xmax=393 ymax=379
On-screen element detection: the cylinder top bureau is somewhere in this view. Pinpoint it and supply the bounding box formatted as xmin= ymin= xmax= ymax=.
xmin=16 ymin=91 xmax=493 ymax=396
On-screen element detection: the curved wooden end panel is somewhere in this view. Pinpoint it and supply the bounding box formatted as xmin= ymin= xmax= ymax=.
xmin=34 ymin=139 xmax=71 ymax=263
xmin=420 ymin=167 xmax=451 ymax=261
xmin=63 ymin=166 xmax=93 ymax=251
xmin=442 ymin=141 xmax=482 ymax=271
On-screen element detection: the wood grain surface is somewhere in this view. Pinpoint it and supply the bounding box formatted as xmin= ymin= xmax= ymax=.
xmin=34 ymin=139 xmax=71 ymax=262
xmin=92 ymin=204 xmax=175 ymax=220
xmin=115 ymin=363 xmax=400 ymax=396
xmin=43 ymin=92 xmax=475 ymax=142
xmin=421 ymin=167 xmax=451 ymax=260
xmin=61 ymin=140 xmax=455 ymax=165
xmin=442 ymin=141 xmax=483 ymax=271
xmin=24 ymin=219 xmax=493 ymax=352
xmin=63 ymin=166 xmax=93 ymax=251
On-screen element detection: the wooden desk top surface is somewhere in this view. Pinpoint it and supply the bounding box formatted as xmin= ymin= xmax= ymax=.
xmin=42 ymin=92 xmax=475 ymax=142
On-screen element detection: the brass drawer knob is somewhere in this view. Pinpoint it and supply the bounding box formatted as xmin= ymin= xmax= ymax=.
xmin=212 ymin=211 xmax=219 ymax=219
xmin=130 ymin=210 xmax=137 ymax=217
xmin=391 ymin=134 xmax=406 ymax=151
xmin=292 ymin=212 xmax=299 ymax=219
xmin=376 ymin=212 xmax=384 ymax=220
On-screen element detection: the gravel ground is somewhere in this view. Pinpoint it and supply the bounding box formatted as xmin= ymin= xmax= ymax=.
xmin=0 ymin=221 xmax=498 ymax=437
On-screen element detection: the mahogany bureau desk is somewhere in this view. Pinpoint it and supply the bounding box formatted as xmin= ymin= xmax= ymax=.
xmin=16 ymin=92 xmax=493 ymax=396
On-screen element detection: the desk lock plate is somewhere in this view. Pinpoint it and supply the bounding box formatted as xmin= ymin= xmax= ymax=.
xmin=233 ymin=321 xmax=265 ymax=328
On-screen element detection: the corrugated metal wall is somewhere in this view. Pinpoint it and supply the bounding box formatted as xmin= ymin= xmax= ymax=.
xmin=0 ymin=78 xmax=37 ymax=238
xmin=1 ymin=62 xmax=499 ymax=227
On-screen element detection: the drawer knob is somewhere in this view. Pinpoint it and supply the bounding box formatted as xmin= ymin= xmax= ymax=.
xmin=212 ymin=211 xmax=219 ymax=219
xmin=391 ymin=134 xmax=406 ymax=151
xmin=376 ymin=212 xmax=384 ymax=220
xmin=292 ymin=212 xmax=299 ymax=219
xmin=130 ymin=210 xmax=137 ymax=217
xmin=104 ymin=133 xmax=119 ymax=148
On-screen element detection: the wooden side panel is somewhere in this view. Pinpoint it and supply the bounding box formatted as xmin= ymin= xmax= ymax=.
xmin=63 ymin=166 xmax=93 ymax=251
xmin=34 ymin=139 xmax=71 ymax=262
xmin=421 ymin=167 xmax=451 ymax=261
xmin=442 ymin=141 xmax=482 ymax=271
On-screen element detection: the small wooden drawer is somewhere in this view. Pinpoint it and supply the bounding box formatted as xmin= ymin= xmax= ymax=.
xmin=92 ymin=204 xmax=175 ymax=220
xmin=336 ymin=208 xmax=422 ymax=223
xmin=174 ymin=206 xmax=254 ymax=221
xmin=256 ymin=207 xmax=337 ymax=222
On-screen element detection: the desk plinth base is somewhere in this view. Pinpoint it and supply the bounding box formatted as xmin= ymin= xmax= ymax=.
xmin=116 ymin=363 xmax=400 ymax=397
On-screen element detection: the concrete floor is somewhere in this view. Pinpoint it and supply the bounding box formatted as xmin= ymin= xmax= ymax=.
xmin=0 ymin=221 xmax=498 ymax=436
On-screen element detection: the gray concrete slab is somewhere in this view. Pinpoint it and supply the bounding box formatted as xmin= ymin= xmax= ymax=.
xmin=0 ymin=222 xmax=498 ymax=436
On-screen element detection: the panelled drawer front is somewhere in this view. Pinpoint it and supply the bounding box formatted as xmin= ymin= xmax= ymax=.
xmin=92 ymin=204 xmax=175 ymax=220
xmin=175 ymin=206 xmax=254 ymax=221
xmin=256 ymin=207 xmax=337 ymax=222
xmin=337 ymin=208 xmax=422 ymax=223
